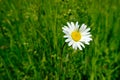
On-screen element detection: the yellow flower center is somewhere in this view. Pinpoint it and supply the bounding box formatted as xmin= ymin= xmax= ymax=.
xmin=71 ymin=31 xmax=81 ymax=42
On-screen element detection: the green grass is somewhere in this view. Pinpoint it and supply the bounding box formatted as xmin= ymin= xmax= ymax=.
xmin=0 ymin=0 xmax=120 ymax=80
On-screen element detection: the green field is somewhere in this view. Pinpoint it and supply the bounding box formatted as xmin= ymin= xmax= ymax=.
xmin=0 ymin=0 xmax=120 ymax=80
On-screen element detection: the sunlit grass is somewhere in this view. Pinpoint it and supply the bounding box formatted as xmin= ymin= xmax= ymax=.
xmin=0 ymin=0 xmax=120 ymax=80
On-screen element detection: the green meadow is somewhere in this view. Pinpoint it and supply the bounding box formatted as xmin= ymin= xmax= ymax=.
xmin=0 ymin=0 xmax=120 ymax=80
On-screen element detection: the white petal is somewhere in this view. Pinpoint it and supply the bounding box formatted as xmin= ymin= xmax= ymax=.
xmin=68 ymin=41 xmax=73 ymax=46
xmin=63 ymin=30 xmax=68 ymax=34
xmin=85 ymin=42 xmax=90 ymax=45
xmin=62 ymin=26 xmax=69 ymax=32
xmin=81 ymin=32 xmax=90 ymax=35
xmin=83 ymin=34 xmax=92 ymax=38
xmin=89 ymin=38 xmax=92 ymax=41
xmin=64 ymin=35 xmax=70 ymax=38
xmin=65 ymin=38 xmax=71 ymax=42
xmin=77 ymin=43 xmax=82 ymax=50
xmin=71 ymin=22 xmax=75 ymax=29
xmin=75 ymin=21 xmax=79 ymax=29
xmin=76 ymin=21 xmax=78 ymax=26
xmin=79 ymin=42 xmax=85 ymax=48
xmin=80 ymin=24 xmax=87 ymax=32
xmin=74 ymin=44 xmax=77 ymax=50
xmin=84 ymin=28 xmax=90 ymax=33
xmin=67 ymin=22 xmax=72 ymax=29
xmin=80 ymin=37 xmax=92 ymax=43
xmin=72 ymin=43 xmax=76 ymax=49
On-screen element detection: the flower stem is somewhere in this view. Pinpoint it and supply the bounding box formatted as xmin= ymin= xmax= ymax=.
xmin=60 ymin=42 xmax=66 ymax=77
xmin=61 ymin=42 xmax=66 ymax=55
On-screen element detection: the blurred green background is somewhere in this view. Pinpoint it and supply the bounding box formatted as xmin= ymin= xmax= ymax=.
xmin=0 ymin=0 xmax=120 ymax=80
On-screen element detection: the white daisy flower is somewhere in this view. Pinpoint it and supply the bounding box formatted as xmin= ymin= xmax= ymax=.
xmin=62 ymin=21 xmax=92 ymax=50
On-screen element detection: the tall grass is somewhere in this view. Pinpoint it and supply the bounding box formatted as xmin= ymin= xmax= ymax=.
xmin=0 ymin=0 xmax=120 ymax=80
